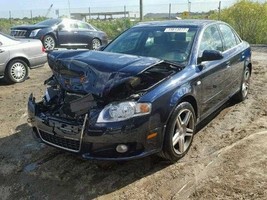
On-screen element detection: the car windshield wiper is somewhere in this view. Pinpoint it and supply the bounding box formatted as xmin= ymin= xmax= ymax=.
xmin=164 ymin=60 xmax=186 ymax=69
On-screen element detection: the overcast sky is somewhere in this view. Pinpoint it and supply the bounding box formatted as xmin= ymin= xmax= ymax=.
xmin=0 ymin=0 xmax=237 ymax=10
xmin=0 ymin=0 xmax=265 ymax=18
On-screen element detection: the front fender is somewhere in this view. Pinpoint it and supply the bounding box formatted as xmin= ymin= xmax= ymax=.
xmin=170 ymin=83 xmax=192 ymax=107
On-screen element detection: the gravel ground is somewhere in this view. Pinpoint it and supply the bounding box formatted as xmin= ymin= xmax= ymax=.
xmin=0 ymin=49 xmax=266 ymax=200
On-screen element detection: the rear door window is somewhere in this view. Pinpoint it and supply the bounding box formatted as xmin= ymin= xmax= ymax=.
xmin=77 ymin=22 xmax=94 ymax=30
xmin=218 ymin=24 xmax=239 ymax=51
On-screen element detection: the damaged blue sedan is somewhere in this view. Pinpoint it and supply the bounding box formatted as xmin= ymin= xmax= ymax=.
xmin=28 ymin=20 xmax=252 ymax=162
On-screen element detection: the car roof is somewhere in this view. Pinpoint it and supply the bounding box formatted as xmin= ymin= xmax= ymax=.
xmin=134 ymin=19 xmax=219 ymax=28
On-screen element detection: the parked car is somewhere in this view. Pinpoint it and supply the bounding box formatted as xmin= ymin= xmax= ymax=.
xmin=10 ymin=18 xmax=108 ymax=51
xmin=0 ymin=32 xmax=46 ymax=83
xmin=28 ymin=20 xmax=252 ymax=162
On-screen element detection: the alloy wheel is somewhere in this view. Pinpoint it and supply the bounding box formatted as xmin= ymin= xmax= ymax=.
xmin=172 ymin=108 xmax=194 ymax=155
xmin=43 ymin=35 xmax=55 ymax=50
xmin=242 ymin=67 xmax=250 ymax=98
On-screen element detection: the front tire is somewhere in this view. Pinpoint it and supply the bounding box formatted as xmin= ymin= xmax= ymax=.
xmin=4 ymin=59 xmax=29 ymax=83
xmin=161 ymin=102 xmax=196 ymax=162
xmin=43 ymin=35 xmax=56 ymax=50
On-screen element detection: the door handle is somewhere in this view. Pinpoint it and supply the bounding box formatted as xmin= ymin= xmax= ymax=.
xmin=0 ymin=49 xmax=4 ymax=53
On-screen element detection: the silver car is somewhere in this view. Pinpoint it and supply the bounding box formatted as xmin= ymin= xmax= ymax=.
xmin=0 ymin=32 xmax=47 ymax=83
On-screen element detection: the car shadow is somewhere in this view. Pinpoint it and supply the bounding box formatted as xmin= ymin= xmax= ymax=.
xmin=0 ymin=77 xmax=30 ymax=86
xmin=196 ymin=99 xmax=237 ymax=132
xmin=0 ymin=78 xmax=10 ymax=85
xmin=0 ymin=123 xmax=171 ymax=199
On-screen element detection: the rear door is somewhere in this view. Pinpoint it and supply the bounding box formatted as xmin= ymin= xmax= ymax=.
xmin=75 ymin=21 xmax=96 ymax=47
xmin=218 ymin=24 xmax=244 ymax=96
xmin=57 ymin=21 xmax=78 ymax=47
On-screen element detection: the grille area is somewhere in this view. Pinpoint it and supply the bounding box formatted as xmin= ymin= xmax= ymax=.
xmin=39 ymin=129 xmax=80 ymax=152
xmin=11 ymin=30 xmax=27 ymax=37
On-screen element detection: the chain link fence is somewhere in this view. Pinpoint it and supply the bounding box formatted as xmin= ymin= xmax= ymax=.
xmin=1 ymin=1 xmax=236 ymax=21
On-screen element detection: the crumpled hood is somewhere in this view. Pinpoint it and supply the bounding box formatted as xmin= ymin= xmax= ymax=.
xmin=47 ymin=50 xmax=162 ymax=96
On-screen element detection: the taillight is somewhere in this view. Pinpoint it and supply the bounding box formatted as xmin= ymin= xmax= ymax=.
xmin=42 ymin=46 xmax=46 ymax=52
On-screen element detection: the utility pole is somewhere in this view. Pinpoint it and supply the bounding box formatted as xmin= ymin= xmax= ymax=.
xmin=218 ymin=1 xmax=221 ymax=20
xmin=30 ymin=10 xmax=33 ymax=23
xmin=169 ymin=3 xmax=171 ymax=19
xmin=9 ymin=11 xmax=11 ymax=24
xmin=88 ymin=7 xmax=91 ymax=20
xmin=140 ymin=0 xmax=143 ymax=21
xmin=188 ymin=0 xmax=191 ymax=15
xmin=45 ymin=4 xmax=53 ymax=18
xmin=68 ymin=0 xmax=71 ymax=18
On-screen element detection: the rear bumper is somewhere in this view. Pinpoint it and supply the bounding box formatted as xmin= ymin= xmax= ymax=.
xmin=28 ymin=94 xmax=164 ymax=160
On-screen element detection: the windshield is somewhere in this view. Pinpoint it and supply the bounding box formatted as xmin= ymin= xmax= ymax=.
xmin=104 ymin=26 xmax=197 ymax=64
xmin=36 ymin=19 xmax=61 ymax=26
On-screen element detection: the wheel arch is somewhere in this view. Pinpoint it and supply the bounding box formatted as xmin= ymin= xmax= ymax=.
xmin=43 ymin=32 xmax=57 ymax=40
xmin=92 ymin=37 xmax=101 ymax=42
xmin=244 ymin=55 xmax=252 ymax=74
xmin=163 ymin=93 xmax=198 ymax=139
xmin=6 ymin=57 xmax=30 ymax=69
xmin=247 ymin=62 xmax=252 ymax=75
xmin=179 ymin=95 xmax=198 ymax=119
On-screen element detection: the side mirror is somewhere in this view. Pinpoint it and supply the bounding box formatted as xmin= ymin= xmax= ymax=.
xmin=198 ymin=50 xmax=223 ymax=63
xmin=97 ymin=45 xmax=107 ymax=51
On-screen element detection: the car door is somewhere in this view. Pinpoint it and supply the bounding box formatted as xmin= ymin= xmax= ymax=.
xmin=218 ymin=24 xmax=244 ymax=96
xmin=75 ymin=22 xmax=95 ymax=47
xmin=56 ymin=21 xmax=78 ymax=47
xmin=197 ymin=25 xmax=232 ymax=116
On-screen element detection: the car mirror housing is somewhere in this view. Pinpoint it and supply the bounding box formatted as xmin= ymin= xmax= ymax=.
xmin=198 ymin=50 xmax=223 ymax=63
xmin=97 ymin=45 xmax=107 ymax=51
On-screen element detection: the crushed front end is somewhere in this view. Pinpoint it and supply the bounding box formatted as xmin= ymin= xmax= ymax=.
xmin=27 ymin=50 xmax=182 ymax=160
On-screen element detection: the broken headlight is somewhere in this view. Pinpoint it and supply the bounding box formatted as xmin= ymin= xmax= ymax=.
xmin=97 ymin=101 xmax=151 ymax=123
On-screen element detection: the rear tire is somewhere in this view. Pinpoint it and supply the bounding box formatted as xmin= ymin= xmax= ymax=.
xmin=4 ymin=59 xmax=29 ymax=84
xmin=161 ymin=102 xmax=196 ymax=162
xmin=91 ymin=38 xmax=101 ymax=50
xmin=233 ymin=65 xmax=251 ymax=102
